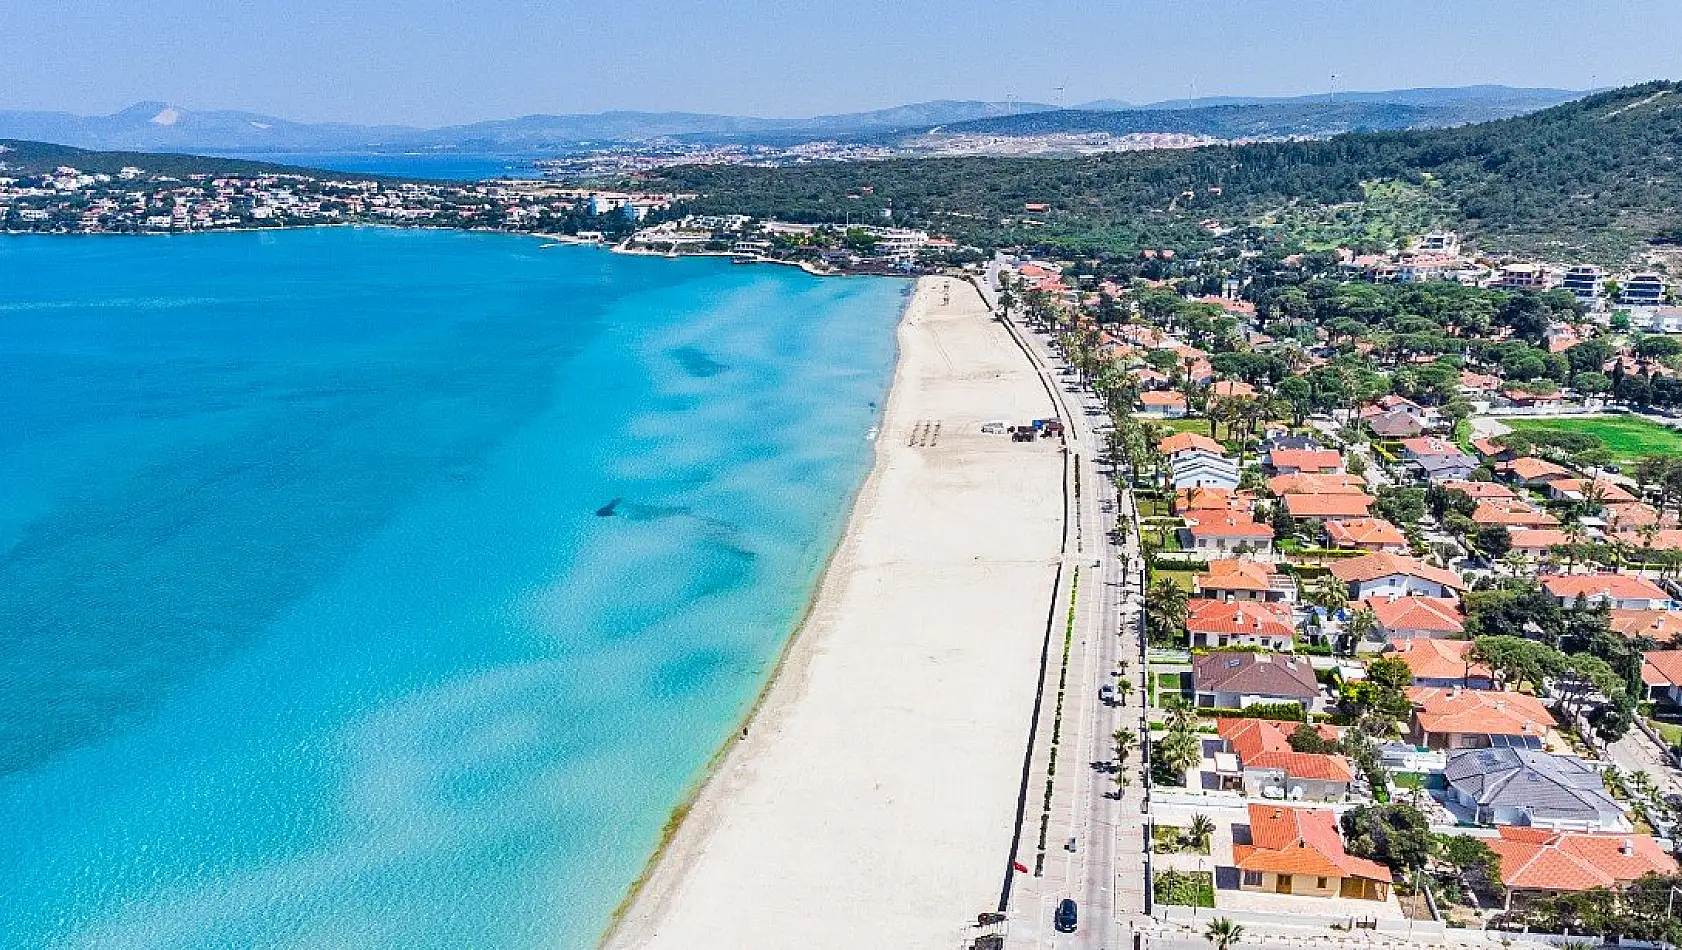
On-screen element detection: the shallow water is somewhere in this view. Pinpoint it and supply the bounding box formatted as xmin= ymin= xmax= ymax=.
xmin=0 ymin=228 xmax=902 ymax=948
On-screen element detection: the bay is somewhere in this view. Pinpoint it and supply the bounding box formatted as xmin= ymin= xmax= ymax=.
xmin=0 ymin=228 xmax=903 ymax=948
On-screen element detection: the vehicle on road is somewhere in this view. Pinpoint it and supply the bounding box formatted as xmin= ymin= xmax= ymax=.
xmin=1054 ymin=898 xmax=1078 ymax=933
xmin=1099 ymin=683 xmax=1115 ymax=704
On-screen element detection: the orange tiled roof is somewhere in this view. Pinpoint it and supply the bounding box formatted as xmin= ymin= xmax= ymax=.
xmin=1472 ymin=501 xmax=1560 ymax=528
xmin=1160 ymin=432 xmax=1225 ymax=455
xmin=1210 ymin=380 xmax=1257 ymax=398
xmin=1185 ymin=513 xmax=1275 ymax=539
xmin=1543 ymin=574 xmax=1669 ymax=602
xmin=1331 ymin=552 xmax=1466 ymax=591
xmin=1270 ymin=449 xmax=1343 ymax=472
xmin=1362 ymin=596 xmax=1465 ymax=635
xmin=1611 ymin=609 xmax=1682 ymax=641
xmin=1384 ymin=635 xmax=1485 ymax=679
xmin=1196 ymin=559 xmax=1277 ymax=592
xmin=1286 ymin=493 xmax=1374 ymax=518
xmin=1325 ymin=518 xmax=1406 ymax=547
xmin=1408 ymin=686 xmax=1552 ymax=739
xmin=1140 ymin=391 xmax=1188 ymax=407
xmin=1613 ymin=529 xmax=1682 ymax=552
xmin=1401 ymin=437 xmax=1465 ymax=457
xmin=1488 ymin=828 xmax=1676 ymax=892
xmin=1217 ymin=718 xmax=1353 ymax=782
xmin=1176 ymin=487 xmax=1251 ymax=513
xmin=1443 ymin=480 xmax=1517 ymax=500
xmin=1234 ymin=804 xmax=1392 ymax=883
xmin=1505 ymin=457 xmax=1575 ymax=482
xmin=1507 ymin=528 xmax=1573 ymax=551
xmin=1641 ymin=650 xmax=1682 ymax=688
xmin=1186 ymin=599 xmax=1295 ymax=637
xmin=1267 ymin=473 xmax=1367 ymax=496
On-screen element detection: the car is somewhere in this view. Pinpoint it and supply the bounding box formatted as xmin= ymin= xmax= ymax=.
xmin=1099 ymin=683 xmax=1116 ymax=704
xmin=1054 ymin=898 xmax=1078 ymax=933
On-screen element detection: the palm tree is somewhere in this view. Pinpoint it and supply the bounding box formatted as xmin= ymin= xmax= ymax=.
xmin=1190 ymin=813 xmax=1216 ymax=848
xmin=1146 ymin=577 xmax=1190 ymax=646
xmin=1114 ymin=728 xmax=1137 ymax=765
xmin=1204 ymin=917 xmax=1245 ymax=950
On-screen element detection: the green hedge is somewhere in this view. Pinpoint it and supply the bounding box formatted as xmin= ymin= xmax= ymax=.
xmin=1195 ymin=703 xmax=1308 ymax=722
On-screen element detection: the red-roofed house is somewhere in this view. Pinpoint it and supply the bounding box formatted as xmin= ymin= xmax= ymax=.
xmin=1137 ymin=390 xmax=1188 ymax=418
xmin=1324 ymin=518 xmax=1408 ymax=554
xmin=1408 ymin=686 xmax=1554 ymax=750
xmin=1284 ymin=493 xmax=1374 ymax=521
xmin=1268 ymin=449 xmax=1344 ymax=475
xmin=1472 ymin=500 xmax=1560 ymax=530
xmin=1159 ymin=431 xmax=1224 ymax=456
xmin=1195 ymin=560 xmax=1295 ymax=603
xmin=1611 ymin=609 xmax=1682 ymax=643
xmin=1210 ymin=379 xmax=1257 ymax=399
xmin=1233 ymin=804 xmax=1393 ymax=900
xmin=1331 ymin=552 xmax=1466 ymax=601
xmin=1185 ymin=599 xmax=1296 ymax=650
xmin=1267 ymin=473 xmax=1368 ymax=496
xmin=1215 ymin=719 xmax=1354 ymax=802
xmin=1542 ymin=479 xmax=1639 ymax=505
xmin=1443 ymin=480 xmax=1518 ymax=501
xmin=1543 ymin=575 xmax=1673 ymax=611
xmin=1360 ymin=595 xmax=1465 ymax=642
xmin=1384 ymin=637 xmax=1492 ymax=688
xmin=1183 ymin=513 xmax=1275 ymax=555
xmin=1502 ymin=457 xmax=1575 ymax=486
xmin=1487 ymin=827 xmax=1678 ymax=910
xmin=1641 ymin=650 xmax=1682 ymax=704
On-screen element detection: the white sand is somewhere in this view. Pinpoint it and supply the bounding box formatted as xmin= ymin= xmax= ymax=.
xmin=604 ymin=276 xmax=1066 ymax=949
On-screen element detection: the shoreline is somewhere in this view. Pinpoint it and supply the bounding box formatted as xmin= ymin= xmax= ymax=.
xmin=602 ymin=275 xmax=1065 ymax=949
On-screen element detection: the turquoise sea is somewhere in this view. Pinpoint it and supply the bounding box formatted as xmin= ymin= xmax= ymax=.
xmin=0 ymin=228 xmax=903 ymax=948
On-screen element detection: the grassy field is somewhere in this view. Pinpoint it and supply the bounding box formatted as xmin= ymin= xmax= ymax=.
xmin=1500 ymin=414 xmax=1682 ymax=465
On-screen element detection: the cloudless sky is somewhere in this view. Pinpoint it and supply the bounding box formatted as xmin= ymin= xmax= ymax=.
xmin=3 ymin=0 xmax=1678 ymax=126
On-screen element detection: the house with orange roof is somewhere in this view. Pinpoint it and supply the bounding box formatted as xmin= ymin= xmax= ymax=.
xmin=1268 ymin=448 xmax=1343 ymax=475
xmin=1541 ymin=478 xmax=1638 ymax=505
xmin=1360 ymin=595 xmax=1466 ymax=642
xmin=1613 ymin=528 xmax=1682 ymax=553
xmin=1384 ymin=637 xmax=1491 ymax=688
xmin=1543 ymin=574 xmax=1673 ymax=611
xmin=1640 ymin=650 xmax=1682 ymax=704
xmin=1605 ymin=502 xmax=1665 ymax=531
xmin=1209 ymin=379 xmax=1257 ymax=399
xmin=1611 ymin=609 xmax=1682 ymax=643
xmin=1215 ymin=719 xmax=1354 ymax=802
xmin=1284 ymin=492 xmax=1374 ymax=521
xmin=1158 ymin=432 xmax=1224 ymax=458
xmin=1182 ymin=513 xmax=1274 ymax=555
xmin=1137 ymin=390 xmax=1188 ymax=418
xmin=1266 ymin=473 xmax=1367 ymax=496
xmin=1460 ymin=370 xmax=1503 ymax=397
xmin=1173 ymin=486 xmax=1251 ymax=515
xmin=1195 ymin=560 xmax=1295 ymax=603
xmin=1506 ymin=529 xmax=1574 ymax=559
xmin=1501 ymin=456 xmax=1576 ymax=486
xmin=1472 ymin=500 xmax=1561 ymax=530
xmin=1324 ymin=518 xmax=1408 ymax=554
xmin=1408 ymin=686 xmax=1553 ymax=750
xmin=1232 ymin=804 xmax=1393 ymax=900
xmin=1443 ymin=480 xmax=1518 ymax=501
xmin=1185 ymin=599 xmax=1296 ymax=650
xmin=1331 ymin=552 xmax=1466 ymax=601
xmin=1487 ymin=827 xmax=1678 ymax=910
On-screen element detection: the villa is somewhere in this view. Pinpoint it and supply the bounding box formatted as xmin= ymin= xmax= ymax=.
xmin=1232 ymin=804 xmax=1393 ymax=900
xmin=1408 ymin=686 xmax=1553 ymax=750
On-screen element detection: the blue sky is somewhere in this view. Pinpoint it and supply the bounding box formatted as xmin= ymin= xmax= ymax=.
xmin=4 ymin=0 xmax=1678 ymax=125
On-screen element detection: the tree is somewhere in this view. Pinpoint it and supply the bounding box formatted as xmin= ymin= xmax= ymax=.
xmin=1204 ymin=917 xmax=1245 ymax=950
xmin=1432 ymin=833 xmax=1501 ymax=887
xmin=1473 ymin=522 xmax=1512 ymax=559
xmin=1146 ymin=577 xmax=1190 ymax=646
xmin=1190 ymin=813 xmax=1216 ymax=847
xmin=1341 ymin=803 xmax=1433 ymax=876
xmin=1288 ymin=722 xmax=1339 ymax=754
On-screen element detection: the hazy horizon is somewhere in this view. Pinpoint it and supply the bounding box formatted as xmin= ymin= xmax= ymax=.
xmin=2 ymin=0 xmax=1676 ymax=126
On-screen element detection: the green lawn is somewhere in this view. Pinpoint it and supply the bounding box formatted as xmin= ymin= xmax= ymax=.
xmin=1157 ymin=417 xmax=1214 ymax=435
xmin=1500 ymin=415 xmax=1682 ymax=465
xmin=1152 ymin=824 xmax=1212 ymax=855
xmin=1153 ymin=869 xmax=1216 ymax=907
xmin=1156 ymin=568 xmax=1199 ymax=591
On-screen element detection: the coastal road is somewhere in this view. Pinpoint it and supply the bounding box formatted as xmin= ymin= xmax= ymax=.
xmin=984 ymin=277 xmax=1146 ymax=949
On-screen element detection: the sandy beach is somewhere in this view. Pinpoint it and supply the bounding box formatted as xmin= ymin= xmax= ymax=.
xmin=604 ymin=276 xmax=1066 ymax=949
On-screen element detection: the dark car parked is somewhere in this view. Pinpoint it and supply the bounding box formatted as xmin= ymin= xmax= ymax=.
xmin=1054 ymin=898 xmax=1078 ymax=933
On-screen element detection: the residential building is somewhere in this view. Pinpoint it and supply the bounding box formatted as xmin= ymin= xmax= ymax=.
xmin=1284 ymin=492 xmax=1374 ymax=521
xmin=1267 ymin=473 xmax=1368 ymax=496
xmin=1385 ymin=637 xmax=1491 ymax=688
xmin=1442 ymin=480 xmax=1517 ymax=502
xmin=1215 ymin=719 xmax=1354 ymax=802
xmin=1611 ymin=609 xmax=1682 ymax=643
xmin=1472 ymin=500 xmax=1561 ymax=530
xmin=1209 ymin=379 xmax=1257 ymax=399
xmin=1159 ymin=432 xmax=1225 ymax=458
xmin=1137 ymin=390 xmax=1188 ymax=418
xmin=1559 ymin=265 xmax=1604 ymax=302
xmin=1232 ymin=804 xmax=1393 ymax=900
xmin=1367 ymin=410 xmax=1424 ymax=439
xmin=1408 ymin=686 xmax=1553 ymax=750
xmin=1541 ymin=478 xmax=1638 ymax=505
xmin=1487 ymin=827 xmax=1677 ymax=910
xmin=1170 ymin=452 xmax=1241 ymax=492
xmin=1195 ymin=560 xmax=1296 ymax=603
xmin=1182 ymin=513 xmax=1275 ymax=555
xmin=1324 ymin=518 xmax=1409 ymax=553
xmin=1443 ymin=748 xmax=1625 ymax=831
xmin=1361 ymin=596 xmax=1466 ymax=642
xmin=1493 ymin=263 xmax=1555 ymax=291
xmin=1268 ymin=449 xmax=1343 ymax=475
xmin=1331 ymin=552 xmax=1467 ymax=601
xmin=1507 ymin=529 xmax=1574 ymax=560
xmin=1192 ymin=652 xmax=1320 ymax=712
xmin=1620 ymin=273 xmax=1668 ymax=307
xmin=1174 ymin=486 xmax=1251 ymax=515
xmin=1400 ymin=437 xmax=1476 ymax=481
xmin=1185 ymin=599 xmax=1296 ymax=650
xmin=1542 ymin=574 xmax=1673 ymax=611
xmin=1641 ymin=650 xmax=1682 ymax=704
xmin=1501 ymin=456 xmax=1575 ymax=486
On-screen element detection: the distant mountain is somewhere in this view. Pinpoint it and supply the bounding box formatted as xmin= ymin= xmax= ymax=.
xmin=925 ymin=90 xmax=1592 ymax=141
xmin=1077 ymin=85 xmax=1584 ymax=113
xmin=0 ymin=100 xmax=1059 ymax=153
xmin=0 ymin=139 xmax=334 ymax=177
xmin=0 ymin=87 xmax=1581 ymax=153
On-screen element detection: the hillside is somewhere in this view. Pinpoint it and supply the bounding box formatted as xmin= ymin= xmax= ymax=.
xmin=651 ymin=82 xmax=1682 ymax=264
xmin=0 ymin=139 xmax=344 ymax=178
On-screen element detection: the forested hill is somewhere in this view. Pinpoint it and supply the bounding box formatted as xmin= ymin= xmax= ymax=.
xmin=651 ymin=82 xmax=1682 ymax=264
xmin=0 ymin=140 xmax=338 ymax=178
